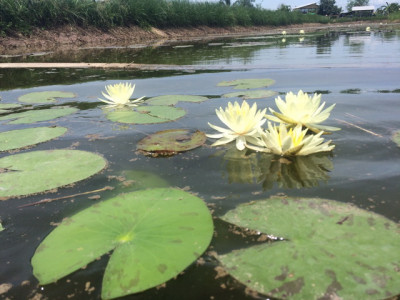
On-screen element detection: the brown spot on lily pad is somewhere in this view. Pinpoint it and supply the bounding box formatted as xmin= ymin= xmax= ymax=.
xmin=158 ymin=264 xmax=168 ymax=274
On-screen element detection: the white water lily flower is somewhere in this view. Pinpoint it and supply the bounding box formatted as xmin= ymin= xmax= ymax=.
xmin=282 ymin=30 xmax=287 ymax=35
xmin=99 ymin=82 xmax=144 ymax=107
xmin=207 ymin=101 xmax=267 ymax=151
xmin=299 ymin=29 xmax=305 ymax=34
xmin=267 ymin=90 xmax=340 ymax=133
xmin=248 ymin=123 xmax=334 ymax=156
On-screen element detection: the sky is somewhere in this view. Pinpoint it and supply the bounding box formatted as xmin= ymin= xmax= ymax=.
xmin=192 ymin=0 xmax=388 ymax=12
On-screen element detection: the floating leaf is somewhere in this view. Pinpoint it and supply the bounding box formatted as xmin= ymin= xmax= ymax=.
xmin=105 ymin=106 xmax=185 ymax=124
xmin=222 ymin=90 xmax=277 ymax=99
xmin=218 ymin=79 xmax=275 ymax=90
xmin=392 ymin=130 xmax=400 ymax=147
xmin=0 ymin=107 xmax=78 ymax=124
xmin=0 ymin=126 xmax=67 ymax=152
xmin=0 ymin=150 xmax=107 ymax=199
xmin=0 ymin=221 xmax=3 ymax=231
xmin=18 ymin=91 xmax=75 ymax=104
xmin=137 ymin=129 xmax=206 ymax=156
xmin=0 ymin=103 xmax=22 ymax=114
xmin=118 ymin=170 xmax=169 ymax=191
xmin=219 ymin=197 xmax=400 ymax=299
xmin=31 ymin=188 xmax=214 ymax=299
xmin=146 ymin=95 xmax=208 ymax=106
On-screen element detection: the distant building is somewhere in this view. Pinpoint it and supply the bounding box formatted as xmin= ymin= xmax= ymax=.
xmin=293 ymin=3 xmax=319 ymax=14
xmin=351 ymin=5 xmax=375 ymax=16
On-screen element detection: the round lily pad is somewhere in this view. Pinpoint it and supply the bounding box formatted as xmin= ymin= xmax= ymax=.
xmin=31 ymin=188 xmax=214 ymax=299
xmin=219 ymin=197 xmax=400 ymax=299
xmin=0 ymin=107 xmax=78 ymax=124
xmin=137 ymin=129 xmax=206 ymax=156
xmin=18 ymin=91 xmax=75 ymax=104
xmin=222 ymin=90 xmax=277 ymax=99
xmin=105 ymin=106 xmax=186 ymax=124
xmin=0 ymin=150 xmax=107 ymax=199
xmin=392 ymin=130 xmax=400 ymax=147
xmin=0 ymin=126 xmax=67 ymax=152
xmin=146 ymin=95 xmax=208 ymax=106
xmin=218 ymin=79 xmax=275 ymax=90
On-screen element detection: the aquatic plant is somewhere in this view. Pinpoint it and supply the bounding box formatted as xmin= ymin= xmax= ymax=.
xmin=266 ymin=90 xmax=340 ymax=133
xmin=207 ymin=101 xmax=267 ymax=151
xmin=248 ymin=123 xmax=334 ymax=156
xmin=99 ymin=82 xmax=144 ymax=107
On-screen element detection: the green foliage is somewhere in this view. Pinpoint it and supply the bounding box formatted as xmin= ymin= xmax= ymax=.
xmin=319 ymin=0 xmax=342 ymax=15
xmin=346 ymin=0 xmax=369 ymax=12
xmin=377 ymin=2 xmax=400 ymax=15
xmin=0 ymin=0 xmax=331 ymax=34
xmin=32 ymin=188 xmax=214 ymax=299
xmin=219 ymin=196 xmax=400 ymax=299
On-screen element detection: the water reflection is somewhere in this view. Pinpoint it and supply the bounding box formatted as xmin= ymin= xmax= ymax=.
xmin=220 ymin=147 xmax=333 ymax=190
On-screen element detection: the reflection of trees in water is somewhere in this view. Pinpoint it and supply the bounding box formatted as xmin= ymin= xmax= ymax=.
xmin=221 ymin=147 xmax=333 ymax=189
xmin=315 ymin=32 xmax=341 ymax=55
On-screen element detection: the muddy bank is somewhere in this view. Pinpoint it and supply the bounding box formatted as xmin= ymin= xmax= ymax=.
xmin=0 ymin=21 xmax=397 ymax=55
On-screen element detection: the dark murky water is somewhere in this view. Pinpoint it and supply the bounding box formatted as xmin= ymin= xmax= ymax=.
xmin=0 ymin=27 xmax=399 ymax=299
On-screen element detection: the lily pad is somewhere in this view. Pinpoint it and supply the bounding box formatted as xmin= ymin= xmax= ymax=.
xmin=146 ymin=95 xmax=208 ymax=106
xmin=31 ymin=188 xmax=214 ymax=299
xmin=218 ymin=79 xmax=275 ymax=90
xmin=222 ymin=90 xmax=277 ymax=99
xmin=106 ymin=106 xmax=185 ymax=124
xmin=0 ymin=107 xmax=78 ymax=124
xmin=0 ymin=103 xmax=22 ymax=114
xmin=219 ymin=197 xmax=400 ymax=299
xmin=392 ymin=130 xmax=400 ymax=147
xmin=0 ymin=221 xmax=3 ymax=231
xmin=137 ymin=129 xmax=206 ymax=156
xmin=18 ymin=91 xmax=75 ymax=104
xmin=0 ymin=126 xmax=67 ymax=152
xmin=0 ymin=150 xmax=107 ymax=199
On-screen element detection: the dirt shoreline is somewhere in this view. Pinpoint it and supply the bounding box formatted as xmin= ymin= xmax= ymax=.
xmin=0 ymin=21 xmax=397 ymax=55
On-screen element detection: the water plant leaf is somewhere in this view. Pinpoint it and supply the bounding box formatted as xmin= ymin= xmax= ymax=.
xmin=0 ymin=107 xmax=78 ymax=124
xmin=18 ymin=91 xmax=75 ymax=104
xmin=222 ymin=90 xmax=277 ymax=99
xmin=0 ymin=221 xmax=3 ymax=231
xmin=0 ymin=103 xmax=22 ymax=114
xmin=137 ymin=129 xmax=206 ymax=156
xmin=105 ymin=106 xmax=185 ymax=124
xmin=0 ymin=126 xmax=67 ymax=152
xmin=219 ymin=196 xmax=400 ymax=299
xmin=31 ymin=188 xmax=214 ymax=299
xmin=217 ymin=79 xmax=275 ymax=90
xmin=118 ymin=170 xmax=169 ymax=191
xmin=392 ymin=130 xmax=400 ymax=147
xmin=0 ymin=150 xmax=107 ymax=199
xmin=146 ymin=95 xmax=208 ymax=106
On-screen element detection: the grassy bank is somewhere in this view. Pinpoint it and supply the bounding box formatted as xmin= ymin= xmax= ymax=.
xmin=0 ymin=0 xmax=329 ymax=36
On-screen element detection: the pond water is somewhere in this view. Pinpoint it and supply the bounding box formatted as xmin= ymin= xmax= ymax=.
xmin=0 ymin=26 xmax=399 ymax=299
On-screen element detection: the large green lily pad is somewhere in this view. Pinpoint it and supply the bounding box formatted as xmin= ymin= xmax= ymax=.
xmin=18 ymin=91 xmax=75 ymax=104
xmin=0 ymin=107 xmax=78 ymax=124
xmin=222 ymin=89 xmax=277 ymax=99
xmin=0 ymin=126 xmax=67 ymax=152
xmin=392 ymin=130 xmax=400 ymax=147
xmin=0 ymin=150 xmax=107 ymax=199
xmin=31 ymin=188 xmax=214 ymax=299
xmin=146 ymin=95 xmax=208 ymax=106
xmin=137 ymin=129 xmax=206 ymax=156
xmin=105 ymin=106 xmax=185 ymax=124
xmin=218 ymin=79 xmax=275 ymax=90
xmin=219 ymin=197 xmax=400 ymax=299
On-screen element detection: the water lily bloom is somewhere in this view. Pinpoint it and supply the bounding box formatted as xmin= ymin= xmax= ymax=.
xmin=266 ymin=90 xmax=340 ymax=133
xmin=282 ymin=30 xmax=287 ymax=35
xmin=248 ymin=123 xmax=334 ymax=156
xmin=99 ymin=82 xmax=144 ymax=107
xmin=366 ymin=26 xmax=371 ymax=32
xmin=207 ymin=101 xmax=267 ymax=151
xmin=299 ymin=29 xmax=305 ymax=34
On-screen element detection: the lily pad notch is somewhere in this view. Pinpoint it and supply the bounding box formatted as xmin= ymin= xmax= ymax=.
xmin=32 ymin=188 xmax=214 ymax=299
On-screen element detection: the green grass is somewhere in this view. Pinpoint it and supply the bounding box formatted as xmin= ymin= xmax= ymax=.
xmin=0 ymin=0 xmax=332 ymax=35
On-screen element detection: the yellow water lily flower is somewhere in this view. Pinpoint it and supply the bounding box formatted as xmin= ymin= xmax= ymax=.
xmin=267 ymin=90 xmax=339 ymax=133
xmin=99 ymin=82 xmax=144 ymax=107
xmin=282 ymin=30 xmax=287 ymax=35
xmin=299 ymin=29 xmax=305 ymax=34
xmin=248 ymin=123 xmax=334 ymax=156
xmin=207 ymin=101 xmax=267 ymax=151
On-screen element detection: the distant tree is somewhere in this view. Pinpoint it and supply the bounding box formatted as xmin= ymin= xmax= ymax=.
xmin=233 ymin=0 xmax=255 ymax=7
xmin=346 ymin=0 xmax=369 ymax=12
xmin=277 ymin=4 xmax=291 ymax=11
xmin=219 ymin=0 xmax=231 ymax=5
xmin=318 ymin=0 xmax=342 ymax=15
xmin=376 ymin=2 xmax=400 ymax=14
